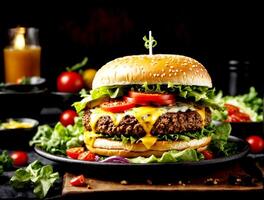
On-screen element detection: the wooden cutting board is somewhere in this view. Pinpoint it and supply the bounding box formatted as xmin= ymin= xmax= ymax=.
xmin=62 ymin=161 xmax=263 ymax=196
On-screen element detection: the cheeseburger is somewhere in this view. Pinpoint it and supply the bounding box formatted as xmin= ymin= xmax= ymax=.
xmin=75 ymin=54 xmax=229 ymax=161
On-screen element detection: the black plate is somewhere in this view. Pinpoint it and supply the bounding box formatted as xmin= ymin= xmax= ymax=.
xmin=34 ymin=136 xmax=249 ymax=178
xmin=0 ymin=118 xmax=39 ymax=149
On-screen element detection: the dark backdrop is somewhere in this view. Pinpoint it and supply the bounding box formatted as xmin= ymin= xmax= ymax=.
xmin=0 ymin=1 xmax=263 ymax=95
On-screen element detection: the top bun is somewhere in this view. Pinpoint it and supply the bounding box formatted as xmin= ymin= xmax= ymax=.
xmin=92 ymin=54 xmax=212 ymax=89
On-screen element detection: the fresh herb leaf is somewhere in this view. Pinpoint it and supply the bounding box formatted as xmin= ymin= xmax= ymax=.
xmin=0 ymin=150 xmax=12 ymax=175
xmin=10 ymin=160 xmax=59 ymax=199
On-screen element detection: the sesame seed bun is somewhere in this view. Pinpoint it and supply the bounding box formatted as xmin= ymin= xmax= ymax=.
xmin=92 ymin=54 xmax=212 ymax=89
xmin=86 ymin=136 xmax=211 ymax=158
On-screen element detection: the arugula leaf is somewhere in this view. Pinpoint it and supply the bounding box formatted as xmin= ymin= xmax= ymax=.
xmin=10 ymin=160 xmax=59 ymax=199
xmin=30 ymin=117 xmax=84 ymax=155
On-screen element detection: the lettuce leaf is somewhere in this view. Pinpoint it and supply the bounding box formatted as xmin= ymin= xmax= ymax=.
xmin=129 ymin=149 xmax=203 ymax=163
xmin=73 ymin=83 xmax=223 ymax=112
xmin=30 ymin=117 xmax=84 ymax=155
xmin=209 ymin=122 xmax=232 ymax=155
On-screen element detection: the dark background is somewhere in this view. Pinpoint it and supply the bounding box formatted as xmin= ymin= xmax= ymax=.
xmin=0 ymin=1 xmax=263 ymax=95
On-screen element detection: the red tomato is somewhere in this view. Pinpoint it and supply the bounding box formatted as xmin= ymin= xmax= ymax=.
xmin=60 ymin=110 xmax=78 ymax=126
xmin=233 ymin=112 xmax=251 ymax=122
xmin=246 ymin=135 xmax=264 ymax=153
xmin=124 ymin=96 xmax=175 ymax=106
xmin=228 ymin=112 xmax=251 ymax=122
xmin=70 ymin=175 xmax=86 ymax=186
xmin=66 ymin=147 xmax=85 ymax=159
xmin=201 ymin=150 xmax=213 ymax=160
xmin=57 ymin=71 xmax=84 ymax=93
xmin=100 ymin=100 xmax=135 ymax=113
xmin=77 ymin=151 xmax=96 ymax=161
xmin=10 ymin=151 xmax=28 ymax=166
xmin=128 ymin=91 xmax=175 ymax=106
xmin=224 ymin=104 xmax=240 ymax=115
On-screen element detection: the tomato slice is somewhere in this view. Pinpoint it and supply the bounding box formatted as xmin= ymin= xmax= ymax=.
xmin=128 ymin=91 xmax=175 ymax=106
xmin=224 ymin=103 xmax=240 ymax=115
xmin=124 ymin=96 xmax=175 ymax=106
xmin=77 ymin=151 xmax=97 ymax=161
xmin=201 ymin=150 xmax=213 ymax=160
xmin=100 ymin=100 xmax=135 ymax=113
xmin=70 ymin=175 xmax=86 ymax=186
xmin=66 ymin=147 xmax=85 ymax=159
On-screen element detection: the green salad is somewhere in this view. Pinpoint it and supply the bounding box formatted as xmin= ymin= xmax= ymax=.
xmin=212 ymin=87 xmax=263 ymax=122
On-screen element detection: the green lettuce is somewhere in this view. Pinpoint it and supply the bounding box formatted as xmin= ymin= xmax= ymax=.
xmin=30 ymin=117 xmax=84 ymax=155
xmin=129 ymin=149 xmax=203 ymax=163
xmin=209 ymin=122 xmax=232 ymax=155
xmin=10 ymin=160 xmax=59 ymax=199
xmin=73 ymin=83 xmax=223 ymax=112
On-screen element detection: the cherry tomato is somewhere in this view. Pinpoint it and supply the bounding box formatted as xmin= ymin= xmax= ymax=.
xmin=66 ymin=147 xmax=85 ymax=159
xmin=10 ymin=151 xmax=28 ymax=166
xmin=246 ymin=135 xmax=264 ymax=153
xmin=128 ymin=91 xmax=175 ymax=106
xmin=224 ymin=104 xmax=240 ymax=115
xmin=60 ymin=110 xmax=78 ymax=126
xmin=77 ymin=151 xmax=97 ymax=161
xmin=201 ymin=150 xmax=213 ymax=160
xmin=100 ymin=100 xmax=135 ymax=113
xmin=70 ymin=175 xmax=86 ymax=186
xmin=57 ymin=71 xmax=84 ymax=93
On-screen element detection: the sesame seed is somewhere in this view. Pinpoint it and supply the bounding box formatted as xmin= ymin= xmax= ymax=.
xmin=146 ymin=179 xmax=153 ymax=185
xmin=120 ymin=180 xmax=128 ymax=185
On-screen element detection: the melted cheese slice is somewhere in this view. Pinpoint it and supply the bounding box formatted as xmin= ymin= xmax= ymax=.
xmin=196 ymin=107 xmax=206 ymax=126
xmin=126 ymin=107 xmax=166 ymax=149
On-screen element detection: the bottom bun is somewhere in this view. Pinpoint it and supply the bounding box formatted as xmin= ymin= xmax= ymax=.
xmin=86 ymin=136 xmax=211 ymax=158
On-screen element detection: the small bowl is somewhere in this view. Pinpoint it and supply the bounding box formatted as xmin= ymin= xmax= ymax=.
xmin=0 ymin=77 xmax=46 ymax=93
xmin=0 ymin=118 xmax=39 ymax=149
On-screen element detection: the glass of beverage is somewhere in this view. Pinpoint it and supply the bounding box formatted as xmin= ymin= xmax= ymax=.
xmin=3 ymin=27 xmax=41 ymax=83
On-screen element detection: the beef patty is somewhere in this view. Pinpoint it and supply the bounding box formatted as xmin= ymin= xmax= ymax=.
xmin=83 ymin=107 xmax=211 ymax=138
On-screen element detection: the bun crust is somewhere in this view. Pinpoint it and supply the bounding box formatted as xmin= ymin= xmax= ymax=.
xmin=92 ymin=54 xmax=212 ymax=89
xmin=86 ymin=136 xmax=211 ymax=158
